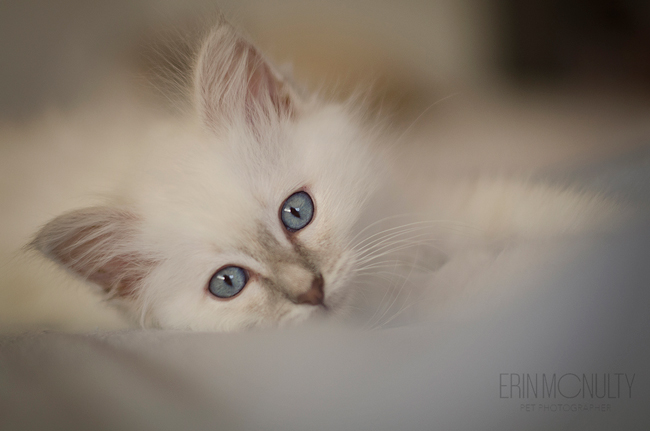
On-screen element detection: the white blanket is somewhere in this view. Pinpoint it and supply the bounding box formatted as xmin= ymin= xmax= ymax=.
xmin=2 ymin=211 xmax=649 ymax=430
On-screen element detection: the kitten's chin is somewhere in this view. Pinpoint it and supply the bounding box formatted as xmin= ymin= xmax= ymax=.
xmin=279 ymin=304 xmax=331 ymax=328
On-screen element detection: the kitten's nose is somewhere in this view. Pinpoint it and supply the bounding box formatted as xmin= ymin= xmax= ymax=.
xmin=296 ymin=275 xmax=324 ymax=306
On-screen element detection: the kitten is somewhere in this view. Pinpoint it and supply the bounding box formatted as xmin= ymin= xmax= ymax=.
xmin=25 ymin=20 xmax=634 ymax=333
xmin=31 ymin=22 xmax=382 ymax=331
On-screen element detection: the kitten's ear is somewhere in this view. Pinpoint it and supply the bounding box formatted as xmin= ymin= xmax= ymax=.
xmin=194 ymin=23 xmax=298 ymax=131
xmin=32 ymin=207 xmax=154 ymax=297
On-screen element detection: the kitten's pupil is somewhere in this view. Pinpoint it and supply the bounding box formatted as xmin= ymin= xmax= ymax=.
xmin=209 ymin=266 xmax=248 ymax=299
xmin=280 ymin=191 xmax=314 ymax=232
xmin=283 ymin=206 xmax=301 ymax=218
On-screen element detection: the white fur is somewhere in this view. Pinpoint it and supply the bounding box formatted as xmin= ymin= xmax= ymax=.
xmin=1 ymin=21 xmax=637 ymax=333
xmin=27 ymin=23 xmax=380 ymax=331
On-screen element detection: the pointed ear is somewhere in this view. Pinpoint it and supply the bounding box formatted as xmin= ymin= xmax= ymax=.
xmin=194 ymin=23 xmax=298 ymax=131
xmin=32 ymin=207 xmax=155 ymax=297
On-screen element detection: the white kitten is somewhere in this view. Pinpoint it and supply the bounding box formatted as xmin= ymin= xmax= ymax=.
xmin=15 ymin=20 xmax=636 ymax=333
xmin=31 ymin=22 xmax=382 ymax=331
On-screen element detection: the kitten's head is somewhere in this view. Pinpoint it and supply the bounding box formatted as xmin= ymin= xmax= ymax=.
xmin=33 ymin=23 xmax=379 ymax=331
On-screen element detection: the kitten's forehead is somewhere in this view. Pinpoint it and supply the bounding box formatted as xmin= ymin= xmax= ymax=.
xmin=133 ymin=136 xmax=256 ymax=244
xmin=134 ymin=102 xmax=374 ymax=259
xmin=230 ymin=105 xmax=374 ymax=197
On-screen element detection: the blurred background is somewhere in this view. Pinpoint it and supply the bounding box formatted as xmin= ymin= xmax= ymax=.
xmin=1 ymin=0 xmax=650 ymax=331
xmin=1 ymin=5 xmax=649 ymax=429
xmin=1 ymin=0 xmax=649 ymax=120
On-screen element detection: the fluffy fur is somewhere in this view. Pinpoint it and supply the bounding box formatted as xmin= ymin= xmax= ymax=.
xmin=13 ymin=20 xmax=634 ymax=332
xmin=31 ymin=22 xmax=381 ymax=331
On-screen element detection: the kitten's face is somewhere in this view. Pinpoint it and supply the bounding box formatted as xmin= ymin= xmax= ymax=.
xmin=135 ymin=106 xmax=375 ymax=331
xmin=33 ymin=23 xmax=377 ymax=331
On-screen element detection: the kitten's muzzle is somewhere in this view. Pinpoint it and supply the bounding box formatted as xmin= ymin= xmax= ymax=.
xmin=295 ymin=274 xmax=325 ymax=306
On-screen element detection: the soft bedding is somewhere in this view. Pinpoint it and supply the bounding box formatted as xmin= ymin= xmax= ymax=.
xmin=2 ymin=199 xmax=649 ymax=430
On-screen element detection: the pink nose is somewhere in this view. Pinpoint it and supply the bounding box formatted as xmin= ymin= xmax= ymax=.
xmin=296 ymin=275 xmax=324 ymax=306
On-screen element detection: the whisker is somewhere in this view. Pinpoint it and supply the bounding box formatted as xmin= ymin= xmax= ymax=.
xmin=355 ymin=271 xmax=402 ymax=283
xmin=370 ymin=247 xmax=420 ymax=329
xmin=355 ymin=271 xmax=416 ymax=281
xmin=354 ymin=224 xmax=439 ymax=255
xmin=353 ymin=219 xmax=477 ymax=252
xmin=354 ymin=257 xmax=438 ymax=274
xmin=348 ymin=213 xmax=424 ymax=245
xmin=373 ymin=292 xmax=417 ymax=330
xmin=356 ymin=240 xmax=446 ymax=266
xmin=361 ymin=259 xmax=401 ymax=329
xmin=352 ymin=220 xmax=482 ymax=253
xmin=355 ymin=230 xmax=441 ymax=260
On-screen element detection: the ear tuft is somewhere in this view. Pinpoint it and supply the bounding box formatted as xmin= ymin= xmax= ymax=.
xmin=194 ymin=23 xmax=297 ymax=131
xmin=32 ymin=206 xmax=154 ymax=297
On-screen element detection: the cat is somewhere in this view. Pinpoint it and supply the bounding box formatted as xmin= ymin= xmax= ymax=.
xmin=30 ymin=21 xmax=384 ymax=331
xmin=18 ymin=19 xmax=637 ymax=333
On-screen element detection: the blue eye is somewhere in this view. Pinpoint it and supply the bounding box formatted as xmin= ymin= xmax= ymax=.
xmin=208 ymin=266 xmax=248 ymax=299
xmin=280 ymin=191 xmax=314 ymax=232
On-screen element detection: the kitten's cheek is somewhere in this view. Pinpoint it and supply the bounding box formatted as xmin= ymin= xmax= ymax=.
xmin=322 ymin=272 xmax=353 ymax=308
xmin=323 ymin=289 xmax=349 ymax=312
